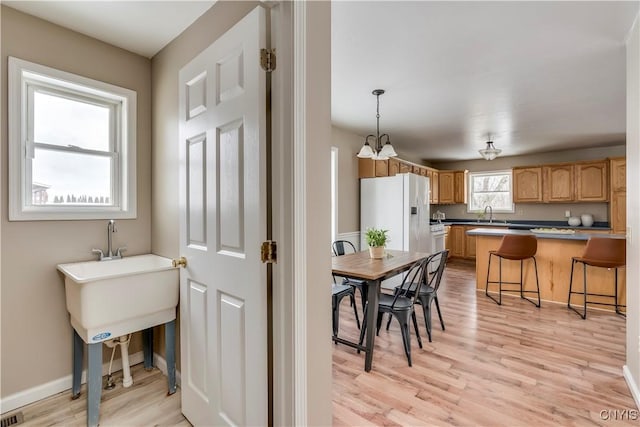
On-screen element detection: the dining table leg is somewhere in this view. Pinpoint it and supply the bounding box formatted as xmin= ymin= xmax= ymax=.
xmin=364 ymin=279 xmax=380 ymax=371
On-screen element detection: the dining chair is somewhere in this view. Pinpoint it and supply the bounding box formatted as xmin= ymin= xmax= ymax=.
xmin=332 ymin=282 xmax=360 ymax=338
xmin=358 ymin=256 xmax=430 ymax=366
xmin=332 ymin=240 xmax=367 ymax=313
xmin=386 ymin=249 xmax=449 ymax=342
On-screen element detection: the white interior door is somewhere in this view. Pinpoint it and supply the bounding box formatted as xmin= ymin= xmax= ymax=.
xmin=178 ymin=7 xmax=267 ymax=426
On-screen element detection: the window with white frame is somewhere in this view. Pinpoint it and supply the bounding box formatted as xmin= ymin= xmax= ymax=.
xmin=467 ymin=170 xmax=514 ymax=213
xmin=8 ymin=57 xmax=136 ymax=220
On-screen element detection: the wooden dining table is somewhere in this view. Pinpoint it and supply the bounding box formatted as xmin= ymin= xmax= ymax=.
xmin=331 ymin=249 xmax=430 ymax=371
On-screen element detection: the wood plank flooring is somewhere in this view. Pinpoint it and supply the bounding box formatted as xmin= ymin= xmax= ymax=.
xmin=4 ymin=364 xmax=189 ymax=426
xmin=6 ymin=259 xmax=636 ymax=426
xmin=333 ymin=259 xmax=637 ymax=426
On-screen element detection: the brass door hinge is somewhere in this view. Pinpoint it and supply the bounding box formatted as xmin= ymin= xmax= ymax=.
xmin=260 ymin=48 xmax=276 ymax=72
xmin=261 ymin=240 xmax=277 ymax=263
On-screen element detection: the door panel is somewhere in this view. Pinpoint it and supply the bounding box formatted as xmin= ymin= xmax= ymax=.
xmin=178 ymin=7 xmax=267 ymax=426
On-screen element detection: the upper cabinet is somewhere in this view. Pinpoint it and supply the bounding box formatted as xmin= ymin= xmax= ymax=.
xmin=575 ymin=160 xmax=608 ymax=202
xmin=609 ymin=157 xmax=626 ymax=234
xmin=454 ymin=170 xmax=467 ymax=204
xmin=438 ymin=171 xmax=455 ymax=204
xmin=543 ymin=164 xmax=574 ymax=202
xmin=513 ymin=167 xmax=543 ymax=203
xmin=388 ymin=158 xmax=400 ymax=176
xmin=610 ymin=157 xmax=626 ymax=192
xmin=514 ymin=159 xmax=612 ymax=203
xmin=431 ymin=170 xmax=439 ymax=204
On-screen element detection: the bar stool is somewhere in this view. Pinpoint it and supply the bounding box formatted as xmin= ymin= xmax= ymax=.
xmin=485 ymin=234 xmax=541 ymax=307
xmin=567 ymin=237 xmax=626 ymax=319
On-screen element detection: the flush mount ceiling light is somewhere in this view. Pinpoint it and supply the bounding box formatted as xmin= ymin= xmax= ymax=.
xmin=357 ymin=89 xmax=398 ymax=161
xmin=479 ymin=138 xmax=502 ymax=161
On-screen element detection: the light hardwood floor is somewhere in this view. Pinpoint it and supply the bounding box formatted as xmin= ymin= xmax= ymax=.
xmin=6 ymin=260 xmax=636 ymax=426
xmin=4 ymin=364 xmax=189 ymax=426
xmin=333 ymin=259 xmax=637 ymax=426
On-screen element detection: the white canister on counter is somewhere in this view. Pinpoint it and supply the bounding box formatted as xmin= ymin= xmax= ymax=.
xmin=580 ymin=214 xmax=594 ymax=227
xmin=568 ymin=216 xmax=581 ymax=226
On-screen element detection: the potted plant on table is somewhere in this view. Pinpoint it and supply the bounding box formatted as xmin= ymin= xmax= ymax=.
xmin=365 ymin=228 xmax=389 ymax=259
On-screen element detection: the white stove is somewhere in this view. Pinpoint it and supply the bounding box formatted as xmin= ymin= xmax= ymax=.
xmin=430 ymin=223 xmax=445 ymax=233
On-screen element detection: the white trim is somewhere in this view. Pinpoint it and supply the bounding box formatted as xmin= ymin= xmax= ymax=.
xmin=331 ymin=147 xmax=339 ymax=242
xmin=270 ymin=2 xmax=295 ymax=425
xmin=292 ymin=1 xmax=308 ymax=424
xmin=624 ymin=365 xmax=640 ymax=410
xmin=7 ymin=56 xmax=137 ymax=221
xmin=466 ymin=169 xmax=515 ymax=214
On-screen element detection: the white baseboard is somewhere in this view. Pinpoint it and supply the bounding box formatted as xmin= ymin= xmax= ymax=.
xmin=0 ymin=351 xmax=180 ymax=415
xmin=623 ymin=365 xmax=640 ymax=409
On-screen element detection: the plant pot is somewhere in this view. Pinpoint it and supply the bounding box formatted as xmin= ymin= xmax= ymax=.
xmin=369 ymin=246 xmax=385 ymax=259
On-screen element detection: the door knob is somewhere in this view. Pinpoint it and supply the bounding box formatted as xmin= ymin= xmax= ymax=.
xmin=172 ymin=257 xmax=187 ymax=268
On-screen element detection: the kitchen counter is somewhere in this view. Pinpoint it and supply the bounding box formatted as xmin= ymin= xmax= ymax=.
xmin=472 ymin=230 xmax=626 ymax=310
xmin=466 ymin=227 xmax=624 ymax=241
xmin=434 ymin=219 xmax=610 ymax=231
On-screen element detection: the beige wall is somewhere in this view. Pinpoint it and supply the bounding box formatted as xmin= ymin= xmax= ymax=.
xmin=332 ymin=126 xmax=361 ymax=233
xmin=625 ymin=13 xmax=640 ymax=405
xmin=0 ymin=6 xmax=152 ymax=398
xmin=432 ymin=145 xmax=626 ymax=223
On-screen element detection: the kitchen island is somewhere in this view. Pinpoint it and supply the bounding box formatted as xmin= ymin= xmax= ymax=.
xmin=467 ymin=228 xmax=626 ymax=310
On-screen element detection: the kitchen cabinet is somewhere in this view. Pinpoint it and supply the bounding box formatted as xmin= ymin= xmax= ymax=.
xmin=426 ymin=169 xmax=439 ymax=204
xmin=375 ymin=160 xmax=389 ymax=177
xmin=464 ymin=226 xmax=476 ymax=259
xmin=454 ymin=171 xmax=467 ymax=204
xmin=439 ymin=172 xmax=455 ymax=204
xmin=449 ymin=225 xmax=465 ymax=258
xmin=543 ymin=164 xmax=574 ymax=202
xmin=388 ymin=158 xmax=400 ymax=176
xmin=513 ymin=167 xmax=543 ymax=203
xmin=610 ymin=157 xmax=626 ymax=192
xmin=609 ymin=157 xmax=626 ymax=234
xmin=431 ymin=170 xmax=439 ymax=204
xmin=575 ymin=160 xmax=608 ymax=202
xmin=399 ymin=161 xmax=412 ymax=174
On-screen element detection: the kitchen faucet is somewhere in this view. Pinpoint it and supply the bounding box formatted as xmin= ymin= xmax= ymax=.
xmin=92 ymin=219 xmax=126 ymax=261
xmin=483 ymin=205 xmax=493 ymax=223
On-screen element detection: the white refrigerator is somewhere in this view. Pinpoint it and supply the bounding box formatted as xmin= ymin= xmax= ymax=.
xmin=360 ymin=173 xmax=432 ymax=288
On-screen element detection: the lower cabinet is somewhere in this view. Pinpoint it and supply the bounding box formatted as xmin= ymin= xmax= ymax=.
xmin=449 ymin=226 xmax=465 ymax=258
xmin=464 ymin=227 xmax=476 ymax=259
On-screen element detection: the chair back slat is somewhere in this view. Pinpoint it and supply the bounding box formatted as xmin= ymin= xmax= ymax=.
xmin=392 ymin=255 xmax=431 ymax=308
xmin=332 ymin=240 xmax=357 ymax=256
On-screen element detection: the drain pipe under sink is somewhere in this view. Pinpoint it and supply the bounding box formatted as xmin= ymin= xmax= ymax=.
xmin=104 ymin=334 xmax=133 ymax=388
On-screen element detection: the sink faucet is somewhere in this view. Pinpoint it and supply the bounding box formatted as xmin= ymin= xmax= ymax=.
xmin=92 ymin=219 xmax=126 ymax=261
xmin=483 ymin=205 xmax=493 ymax=223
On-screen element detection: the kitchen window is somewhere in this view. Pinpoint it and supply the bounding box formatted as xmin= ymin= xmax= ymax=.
xmin=8 ymin=57 xmax=136 ymax=220
xmin=467 ymin=170 xmax=514 ymax=213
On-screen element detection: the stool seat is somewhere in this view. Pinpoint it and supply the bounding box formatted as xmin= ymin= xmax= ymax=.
xmin=568 ymin=237 xmax=626 ymax=319
xmin=485 ymin=234 xmax=541 ymax=307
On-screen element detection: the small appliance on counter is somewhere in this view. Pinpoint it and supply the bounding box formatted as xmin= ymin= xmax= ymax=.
xmin=432 ymin=210 xmax=445 ymax=223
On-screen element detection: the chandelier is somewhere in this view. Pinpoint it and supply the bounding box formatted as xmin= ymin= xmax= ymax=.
xmin=479 ymin=138 xmax=501 ymax=160
xmin=356 ymin=89 xmax=398 ymax=160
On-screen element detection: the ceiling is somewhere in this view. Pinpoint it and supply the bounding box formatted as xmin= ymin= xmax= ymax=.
xmin=3 ymin=1 xmax=216 ymax=58
xmin=5 ymin=1 xmax=639 ymax=162
xmin=332 ymin=1 xmax=639 ymax=161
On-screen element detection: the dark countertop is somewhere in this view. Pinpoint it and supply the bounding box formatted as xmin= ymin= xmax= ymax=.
xmin=432 ymin=219 xmax=610 ymax=231
xmin=465 ymin=227 xmax=624 ymax=241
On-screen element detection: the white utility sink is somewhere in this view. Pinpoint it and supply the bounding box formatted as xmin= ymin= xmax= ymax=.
xmin=58 ymin=254 xmax=179 ymax=343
